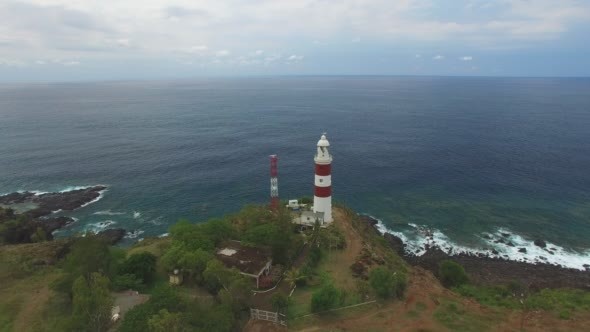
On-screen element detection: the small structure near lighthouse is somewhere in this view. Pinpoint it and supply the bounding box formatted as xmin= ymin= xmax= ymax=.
xmin=313 ymin=133 xmax=333 ymax=224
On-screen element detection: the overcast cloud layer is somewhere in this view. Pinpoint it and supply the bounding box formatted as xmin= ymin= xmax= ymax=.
xmin=1 ymin=0 xmax=589 ymax=81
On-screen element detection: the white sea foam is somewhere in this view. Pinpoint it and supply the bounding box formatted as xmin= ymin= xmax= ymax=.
xmin=78 ymin=188 xmax=107 ymax=209
xmin=367 ymin=214 xmax=590 ymax=271
xmin=147 ymin=216 xmax=163 ymax=226
xmin=125 ymin=230 xmax=145 ymax=239
xmin=94 ymin=210 xmax=125 ymax=216
xmin=58 ymin=186 xmax=92 ymax=193
xmin=133 ymin=211 xmax=141 ymax=219
xmin=158 ymin=233 xmax=169 ymax=238
xmin=85 ymin=220 xmax=117 ymax=233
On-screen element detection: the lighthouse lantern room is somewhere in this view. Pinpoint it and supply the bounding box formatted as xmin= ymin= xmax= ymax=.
xmin=313 ymin=133 xmax=333 ymax=224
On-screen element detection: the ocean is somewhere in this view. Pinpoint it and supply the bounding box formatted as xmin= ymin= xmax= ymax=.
xmin=1 ymin=76 xmax=589 ymax=269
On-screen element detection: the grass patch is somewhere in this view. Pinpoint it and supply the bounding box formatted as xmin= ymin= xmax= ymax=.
xmin=433 ymin=300 xmax=495 ymax=332
xmin=456 ymin=284 xmax=590 ymax=319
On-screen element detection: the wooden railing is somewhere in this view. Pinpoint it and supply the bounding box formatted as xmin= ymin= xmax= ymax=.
xmin=250 ymin=308 xmax=287 ymax=326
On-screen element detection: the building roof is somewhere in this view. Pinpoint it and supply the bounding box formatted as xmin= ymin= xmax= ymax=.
xmin=215 ymin=240 xmax=272 ymax=276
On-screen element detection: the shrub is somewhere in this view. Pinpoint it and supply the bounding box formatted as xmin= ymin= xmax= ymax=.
xmin=438 ymin=260 xmax=469 ymax=288
xmin=271 ymin=293 xmax=289 ymax=313
xmin=369 ymin=266 xmax=407 ymax=299
xmin=311 ymin=282 xmax=342 ymax=312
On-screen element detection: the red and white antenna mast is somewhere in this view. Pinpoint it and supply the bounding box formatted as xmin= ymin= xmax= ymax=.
xmin=270 ymin=155 xmax=279 ymax=210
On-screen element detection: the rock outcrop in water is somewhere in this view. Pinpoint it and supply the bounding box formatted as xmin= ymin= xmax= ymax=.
xmin=0 ymin=186 xmax=107 ymax=218
xmin=0 ymin=186 xmax=127 ymax=245
xmin=96 ymin=228 xmax=127 ymax=245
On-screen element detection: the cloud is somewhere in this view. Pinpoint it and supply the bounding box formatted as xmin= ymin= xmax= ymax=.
xmin=186 ymin=45 xmax=209 ymax=54
xmin=433 ymin=55 xmax=444 ymax=60
xmin=460 ymin=56 xmax=473 ymax=61
xmin=215 ymin=50 xmax=230 ymax=57
xmin=116 ymin=39 xmax=130 ymax=47
xmin=62 ymin=60 xmax=80 ymax=66
xmin=0 ymin=0 xmax=589 ymax=79
xmin=287 ymin=55 xmax=304 ymax=61
xmin=164 ymin=6 xmax=209 ymax=19
xmin=0 ymin=58 xmax=27 ymax=67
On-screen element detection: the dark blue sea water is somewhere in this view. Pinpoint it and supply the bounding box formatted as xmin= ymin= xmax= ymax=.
xmin=1 ymin=77 xmax=589 ymax=268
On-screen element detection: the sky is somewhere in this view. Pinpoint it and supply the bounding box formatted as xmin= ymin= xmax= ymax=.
xmin=1 ymin=0 xmax=589 ymax=81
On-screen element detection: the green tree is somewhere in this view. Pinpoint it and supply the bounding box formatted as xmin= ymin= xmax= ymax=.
xmin=148 ymin=309 xmax=184 ymax=332
xmin=120 ymin=252 xmax=157 ymax=284
xmin=112 ymin=273 xmax=143 ymax=291
xmin=70 ymin=273 xmax=113 ymax=332
xmin=119 ymin=286 xmax=186 ymax=332
xmin=285 ymin=268 xmax=306 ymax=288
xmin=202 ymin=259 xmax=241 ymax=294
xmin=439 ymin=260 xmax=469 ymax=288
xmin=271 ymin=292 xmax=289 ymax=313
xmin=64 ymin=236 xmax=116 ymax=279
xmin=169 ymin=220 xmax=214 ymax=251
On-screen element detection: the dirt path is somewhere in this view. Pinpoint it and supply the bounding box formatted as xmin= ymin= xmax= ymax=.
xmin=332 ymin=208 xmax=363 ymax=265
xmin=320 ymin=208 xmax=364 ymax=290
xmin=13 ymin=284 xmax=52 ymax=332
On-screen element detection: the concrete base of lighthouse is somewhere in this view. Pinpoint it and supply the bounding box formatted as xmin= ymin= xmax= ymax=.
xmin=313 ymin=196 xmax=333 ymax=225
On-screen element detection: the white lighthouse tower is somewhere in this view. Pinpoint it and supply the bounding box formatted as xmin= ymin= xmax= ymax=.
xmin=313 ymin=133 xmax=333 ymax=224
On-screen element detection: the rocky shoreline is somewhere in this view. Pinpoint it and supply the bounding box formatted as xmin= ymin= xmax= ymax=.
xmin=359 ymin=215 xmax=590 ymax=291
xmin=0 ymin=186 xmax=126 ymax=245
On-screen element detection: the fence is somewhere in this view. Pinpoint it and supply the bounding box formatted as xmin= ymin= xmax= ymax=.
xmin=250 ymin=308 xmax=287 ymax=326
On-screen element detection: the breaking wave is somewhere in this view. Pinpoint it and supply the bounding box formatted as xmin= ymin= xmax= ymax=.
xmin=84 ymin=220 xmax=117 ymax=233
xmin=368 ymin=214 xmax=590 ymax=271
xmin=94 ymin=210 xmax=126 ymax=216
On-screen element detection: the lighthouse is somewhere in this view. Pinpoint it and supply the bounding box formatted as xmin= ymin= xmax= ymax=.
xmin=313 ymin=133 xmax=333 ymax=224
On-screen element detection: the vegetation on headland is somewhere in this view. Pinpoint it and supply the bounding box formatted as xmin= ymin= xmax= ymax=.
xmin=1 ymin=204 xmax=590 ymax=331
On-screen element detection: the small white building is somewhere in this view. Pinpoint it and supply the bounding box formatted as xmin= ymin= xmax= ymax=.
xmin=293 ymin=210 xmax=325 ymax=227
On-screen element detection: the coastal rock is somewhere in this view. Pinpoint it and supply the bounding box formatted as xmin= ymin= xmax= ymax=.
xmin=358 ymin=215 xmax=379 ymax=227
xmin=383 ymin=233 xmax=405 ymax=256
xmin=501 ymin=232 xmax=510 ymax=238
xmin=96 ymin=228 xmax=126 ymax=245
xmin=491 ymin=249 xmax=499 ymax=255
xmin=507 ymin=241 xmax=515 ymax=247
xmin=40 ymin=216 xmax=75 ymax=234
xmin=518 ymin=248 xmax=527 ymax=253
xmin=0 ymin=186 xmax=107 ymax=219
xmin=534 ymin=239 xmax=547 ymax=248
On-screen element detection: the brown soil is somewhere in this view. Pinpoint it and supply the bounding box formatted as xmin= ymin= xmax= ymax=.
xmin=291 ymin=267 xmax=590 ymax=331
xmin=243 ymin=319 xmax=288 ymax=332
xmin=12 ymin=282 xmax=53 ymax=331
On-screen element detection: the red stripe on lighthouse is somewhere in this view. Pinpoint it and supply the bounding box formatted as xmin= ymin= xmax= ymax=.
xmin=315 ymin=164 xmax=331 ymax=176
xmin=314 ymin=186 xmax=331 ymax=197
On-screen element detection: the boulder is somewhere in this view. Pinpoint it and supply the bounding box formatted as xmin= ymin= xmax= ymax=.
xmin=96 ymin=228 xmax=126 ymax=245
xmin=518 ymin=248 xmax=527 ymax=253
xmin=534 ymin=239 xmax=547 ymax=248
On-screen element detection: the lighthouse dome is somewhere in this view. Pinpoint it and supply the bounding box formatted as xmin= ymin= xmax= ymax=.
xmin=317 ymin=134 xmax=330 ymax=147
